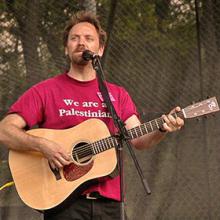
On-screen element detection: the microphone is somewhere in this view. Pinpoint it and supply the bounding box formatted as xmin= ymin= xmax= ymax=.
xmin=82 ymin=50 xmax=99 ymax=61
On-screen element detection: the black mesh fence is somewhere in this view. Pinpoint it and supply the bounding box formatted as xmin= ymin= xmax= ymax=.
xmin=1 ymin=0 xmax=220 ymax=219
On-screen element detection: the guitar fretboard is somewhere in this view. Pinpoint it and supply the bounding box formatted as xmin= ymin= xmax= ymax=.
xmin=91 ymin=136 xmax=118 ymax=155
xmin=90 ymin=111 xmax=184 ymax=155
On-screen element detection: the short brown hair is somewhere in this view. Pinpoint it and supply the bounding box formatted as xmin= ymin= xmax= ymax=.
xmin=63 ymin=11 xmax=107 ymax=47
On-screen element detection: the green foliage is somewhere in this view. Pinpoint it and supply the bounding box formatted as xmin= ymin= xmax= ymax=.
xmin=0 ymin=0 xmax=199 ymax=118
xmin=108 ymin=0 xmax=196 ymax=57
xmin=0 ymin=0 xmax=82 ymax=119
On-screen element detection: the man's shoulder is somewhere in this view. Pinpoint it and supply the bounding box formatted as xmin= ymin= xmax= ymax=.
xmin=32 ymin=73 xmax=66 ymax=89
xmin=106 ymin=81 xmax=124 ymax=90
xmin=106 ymin=81 xmax=128 ymax=95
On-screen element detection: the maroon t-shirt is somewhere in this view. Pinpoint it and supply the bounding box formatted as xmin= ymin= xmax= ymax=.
xmin=9 ymin=73 xmax=138 ymax=201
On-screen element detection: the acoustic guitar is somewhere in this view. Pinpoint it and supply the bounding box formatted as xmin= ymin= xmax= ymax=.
xmin=9 ymin=97 xmax=219 ymax=210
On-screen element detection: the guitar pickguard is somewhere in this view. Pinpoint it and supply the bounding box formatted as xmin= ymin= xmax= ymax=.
xmin=63 ymin=161 xmax=94 ymax=181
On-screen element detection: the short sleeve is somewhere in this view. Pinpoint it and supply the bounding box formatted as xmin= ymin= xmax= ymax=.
xmin=8 ymin=87 xmax=44 ymax=128
xmin=120 ymin=88 xmax=139 ymax=122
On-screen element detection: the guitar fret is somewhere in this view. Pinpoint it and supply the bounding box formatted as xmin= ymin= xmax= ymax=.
xmin=96 ymin=143 xmax=99 ymax=153
xmin=105 ymin=139 xmax=109 ymax=149
xmin=146 ymin=122 xmax=152 ymax=132
xmin=103 ymin=140 xmax=107 ymax=151
xmin=107 ymin=138 xmax=111 ymax=149
xmin=134 ymin=128 xmax=138 ymax=138
xmin=159 ymin=118 xmax=164 ymax=128
xmin=153 ymin=120 xmax=157 ymax=130
xmin=99 ymin=141 xmax=103 ymax=152
xmin=105 ymin=140 xmax=108 ymax=149
xmin=139 ymin=125 xmax=144 ymax=136
xmin=155 ymin=119 xmax=159 ymax=129
xmin=100 ymin=140 xmax=104 ymax=151
xmin=93 ymin=143 xmax=98 ymax=154
xmin=114 ymin=137 xmax=118 ymax=146
xmin=107 ymin=138 xmax=112 ymax=147
xmin=149 ymin=121 xmax=153 ymax=131
xmin=101 ymin=141 xmax=104 ymax=152
xmin=143 ymin=123 xmax=148 ymax=134
xmin=112 ymin=137 xmax=118 ymax=146
xmin=96 ymin=142 xmax=101 ymax=153
xmin=130 ymin=130 xmax=135 ymax=139
xmin=157 ymin=118 xmax=161 ymax=128
xmin=136 ymin=127 xmax=141 ymax=137
xmin=104 ymin=140 xmax=107 ymax=151
xmin=127 ymin=130 xmax=132 ymax=139
xmin=133 ymin=129 xmax=138 ymax=138
xmin=139 ymin=127 xmax=143 ymax=136
xmin=103 ymin=140 xmax=107 ymax=150
xmin=128 ymin=129 xmax=134 ymax=139
xmin=105 ymin=140 xmax=108 ymax=150
xmin=109 ymin=138 xmax=113 ymax=148
xmin=94 ymin=143 xmax=98 ymax=154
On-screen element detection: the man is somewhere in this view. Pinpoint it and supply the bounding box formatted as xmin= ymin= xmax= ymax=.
xmin=0 ymin=11 xmax=184 ymax=219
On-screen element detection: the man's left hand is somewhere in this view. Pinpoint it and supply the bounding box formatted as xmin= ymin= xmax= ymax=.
xmin=161 ymin=106 xmax=184 ymax=132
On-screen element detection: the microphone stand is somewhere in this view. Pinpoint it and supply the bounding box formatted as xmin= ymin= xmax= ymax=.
xmin=91 ymin=55 xmax=151 ymax=220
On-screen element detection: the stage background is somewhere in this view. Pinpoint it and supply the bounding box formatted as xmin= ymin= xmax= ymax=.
xmin=1 ymin=0 xmax=220 ymax=219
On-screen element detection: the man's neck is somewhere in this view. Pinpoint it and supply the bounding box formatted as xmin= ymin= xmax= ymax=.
xmin=67 ymin=63 xmax=96 ymax=81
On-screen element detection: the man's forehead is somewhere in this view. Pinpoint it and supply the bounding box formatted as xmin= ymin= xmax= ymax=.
xmin=69 ymin=22 xmax=98 ymax=35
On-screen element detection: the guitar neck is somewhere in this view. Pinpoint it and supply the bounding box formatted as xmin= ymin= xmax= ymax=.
xmin=91 ymin=111 xmax=184 ymax=155
xmin=127 ymin=111 xmax=184 ymax=139
xmin=76 ymin=96 xmax=220 ymax=159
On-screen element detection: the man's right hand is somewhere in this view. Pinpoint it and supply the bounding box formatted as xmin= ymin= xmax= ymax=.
xmin=39 ymin=138 xmax=72 ymax=170
xmin=0 ymin=114 xmax=72 ymax=170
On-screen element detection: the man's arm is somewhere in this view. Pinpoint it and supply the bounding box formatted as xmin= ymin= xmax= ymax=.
xmin=0 ymin=114 xmax=71 ymax=169
xmin=125 ymin=107 xmax=184 ymax=150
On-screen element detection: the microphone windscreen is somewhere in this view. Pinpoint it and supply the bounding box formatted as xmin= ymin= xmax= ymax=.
xmin=82 ymin=50 xmax=94 ymax=61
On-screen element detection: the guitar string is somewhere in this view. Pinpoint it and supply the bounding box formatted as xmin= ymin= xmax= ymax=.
xmin=72 ymin=137 xmax=111 ymax=155
xmin=72 ymin=127 xmax=141 ymax=157
xmin=71 ymin=125 xmax=149 ymax=159
xmin=72 ymin=136 xmax=117 ymax=158
xmin=71 ymin=119 xmax=165 ymax=159
xmin=71 ymin=122 xmax=158 ymax=158
xmin=71 ymin=108 xmax=211 ymax=159
xmin=72 ymin=140 xmax=115 ymax=160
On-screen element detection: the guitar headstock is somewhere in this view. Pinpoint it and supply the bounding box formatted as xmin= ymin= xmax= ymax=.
xmin=182 ymin=97 xmax=220 ymax=119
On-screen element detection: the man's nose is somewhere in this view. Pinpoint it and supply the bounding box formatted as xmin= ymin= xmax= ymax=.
xmin=78 ymin=37 xmax=85 ymax=45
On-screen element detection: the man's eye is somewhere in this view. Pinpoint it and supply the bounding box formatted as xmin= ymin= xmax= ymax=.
xmin=70 ymin=36 xmax=77 ymax=41
xmin=86 ymin=37 xmax=94 ymax=41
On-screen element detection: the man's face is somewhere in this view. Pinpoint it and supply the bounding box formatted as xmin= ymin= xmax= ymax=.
xmin=65 ymin=22 xmax=104 ymax=65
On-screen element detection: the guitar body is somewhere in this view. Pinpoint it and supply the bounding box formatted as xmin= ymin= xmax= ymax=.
xmin=9 ymin=119 xmax=117 ymax=210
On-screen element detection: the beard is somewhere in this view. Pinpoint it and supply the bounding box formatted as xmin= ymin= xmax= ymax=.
xmin=71 ymin=54 xmax=88 ymax=65
xmin=69 ymin=47 xmax=90 ymax=66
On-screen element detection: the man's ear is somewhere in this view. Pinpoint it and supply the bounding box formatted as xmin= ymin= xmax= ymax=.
xmin=65 ymin=47 xmax=68 ymax=56
xmin=98 ymin=45 xmax=105 ymax=57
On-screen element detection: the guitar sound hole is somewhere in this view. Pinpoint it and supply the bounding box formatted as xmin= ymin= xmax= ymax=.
xmin=72 ymin=142 xmax=93 ymax=164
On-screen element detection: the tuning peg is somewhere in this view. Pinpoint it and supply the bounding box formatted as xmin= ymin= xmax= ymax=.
xmin=207 ymin=96 xmax=210 ymax=99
